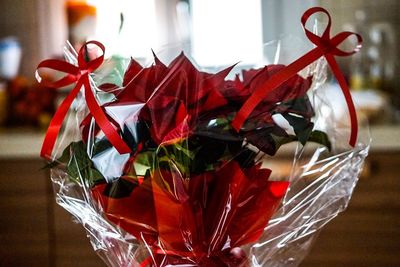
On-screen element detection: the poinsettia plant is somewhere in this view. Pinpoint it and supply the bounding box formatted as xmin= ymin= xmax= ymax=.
xmin=37 ymin=7 xmax=370 ymax=267
xmin=49 ymin=50 xmax=332 ymax=266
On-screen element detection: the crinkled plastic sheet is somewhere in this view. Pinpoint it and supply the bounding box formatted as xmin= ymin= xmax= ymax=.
xmin=48 ymin=37 xmax=370 ymax=267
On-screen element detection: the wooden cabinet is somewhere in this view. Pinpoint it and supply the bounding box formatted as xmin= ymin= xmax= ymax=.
xmin=52 ymin=205 xmax=103 ymax=267
xmin=0 ymin=153 xmax=399 ymax=266
xmin=0 ymin=159 xmax=102 ymax=267
xmin=0 ymin=160 xmax=51 ymax=266
xmin=302 ymin=153 xmax=400 ymax=266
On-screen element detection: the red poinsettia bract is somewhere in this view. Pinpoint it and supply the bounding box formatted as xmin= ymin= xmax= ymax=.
xmin=91 ymin=160 xmax=288 ymax=266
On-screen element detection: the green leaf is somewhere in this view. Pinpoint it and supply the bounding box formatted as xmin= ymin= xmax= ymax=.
xmin=45 ymin=141 xmax=105 ymax=187
xmin=271 ymin=133 xmax=296 ymax=152
xmin=133 ymin=150 xmax=155 ymax=176
xmin=282 ymin=113 xmax=314 ymax=145
xmin=308 ymin=130 xmax=332 ymax=151
xmin=92 ymin=138 xmax=113 ymax=156
xmin=69 ymin=141 xmax=106 ymax=186
xmin=103 ymin=178 xmax=138 ymax=199
xmin=41 ymin=142 xmax=71 ymax=170
xmin=271 ymin=129 xmax=331 ymax=152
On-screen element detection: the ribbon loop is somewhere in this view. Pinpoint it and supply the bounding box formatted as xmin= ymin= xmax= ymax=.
xmin=37 ymin=40 xmax=131 ymax=159
xmin=301 ymin=7 xmax=362 ymax=57
xmin=77 ymin=40 xmax=106 ymax=72
xmin=36 ymin=59 xmax=80 ymax=88
xmin=232 ymin=7 xmax=362 ymax=147
xmin=330 ymin=31 xmax=362 ymax=56
xmin=301 ymin=7 xmax=332 ymax=43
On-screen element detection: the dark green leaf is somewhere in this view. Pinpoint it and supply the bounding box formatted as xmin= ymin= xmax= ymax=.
xmin=41 ymin=142 xmax=71 ymax=170
xmin=277 ymin=96 xmax=315 ymax=118
xmin=103 ymin=178 xmax=137 ymax=198
xmin=47 ymin=141 xmax=106 ymax=187
xmin=308 ymin=130 xmax=332 ymax=151
xmin=234 ymin=149 xmax=258 ymax=168
xmin=271 ymin=133 xmax=296 ymax=151
xmin=92 ymin=138 xmax=113 ymax=156
xmin=282 ymin=113 xmax=314 ymax=145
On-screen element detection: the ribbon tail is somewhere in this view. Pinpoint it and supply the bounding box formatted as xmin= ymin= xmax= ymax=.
xmin=325 ymin=54 xmax=358 ymax=147
xmin=82 ymin=75 xmax=132 ymax=154
xmin=40 ymin=81 xmax=83 ymax=159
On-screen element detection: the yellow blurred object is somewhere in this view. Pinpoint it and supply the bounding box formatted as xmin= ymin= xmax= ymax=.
xmin=349 ymin=73 xmax=364 ymax=91
xmin=66 ymin=0 xmax=97 ymax=47
xmin=66 ymin=0 xmax=96 ymax=26
xmin=38 ymin=112 xmax=52 ymax=130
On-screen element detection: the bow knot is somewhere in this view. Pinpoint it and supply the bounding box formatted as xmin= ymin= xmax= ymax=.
xmin=232 ymin=7 xmax=362 ymax=147
xmin=79 ymin=69 xmax=89 ymax=77
xmin=36 ymin=40 xmax=131 ymax=159
xmin=302 ymin=7 xmax=362 ymax=57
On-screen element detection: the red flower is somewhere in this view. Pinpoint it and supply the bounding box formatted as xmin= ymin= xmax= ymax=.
xmin=91 ymin=161 xmax=289 ymax=265
xmin=108 ymin=53 xmax=235 ymax=145
xmin=82 ymin=55 xmax=313 ymax=153
xmin=221 ymin=65 xmax=312 ymax=106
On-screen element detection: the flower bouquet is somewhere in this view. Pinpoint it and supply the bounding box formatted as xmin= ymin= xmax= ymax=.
xmin=37 ymin=7 xmax=369 ymax=267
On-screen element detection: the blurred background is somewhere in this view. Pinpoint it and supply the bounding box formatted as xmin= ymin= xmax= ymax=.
xmin=0 ymin=0 xmax=399 ymax=266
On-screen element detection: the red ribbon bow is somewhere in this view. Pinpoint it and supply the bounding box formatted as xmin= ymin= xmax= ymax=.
xmin=36 ymin=41 xmax=131 ymax=159
xmin=232 ymin=7 xmax=362 ymax=147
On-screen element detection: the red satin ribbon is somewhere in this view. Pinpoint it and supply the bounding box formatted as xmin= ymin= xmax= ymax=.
xmin=36 ymin=41 xmax=131 ymax=159
xmin=232 ymin=7 xmax=362 ymax=147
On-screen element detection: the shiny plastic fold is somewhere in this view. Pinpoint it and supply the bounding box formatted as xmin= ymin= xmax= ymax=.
xmin=39 ymin=7 xmax=369 ymax=267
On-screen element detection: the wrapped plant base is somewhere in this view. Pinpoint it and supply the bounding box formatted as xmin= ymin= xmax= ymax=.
xmin=37 ymin=7 xmax=369 ymax=267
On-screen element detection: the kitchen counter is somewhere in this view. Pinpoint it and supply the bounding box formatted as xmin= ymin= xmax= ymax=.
xmin=0 ymin=125 xmax=399 ymax=159
xmin=0 ymin=128 xmax=43 ymax=159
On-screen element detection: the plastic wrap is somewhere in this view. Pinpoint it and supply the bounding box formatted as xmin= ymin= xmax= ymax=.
xmin=38 ymin=7 xmax=369 ymax=267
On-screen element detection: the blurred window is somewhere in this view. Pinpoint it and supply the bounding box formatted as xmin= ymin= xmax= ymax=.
xmin=89 ymin=0 xmax=316 ymax=65
xmin=191 ymin=0 xmax=263 ymax=66
xmin=91 ymin=0 xmax=158 ymax=58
